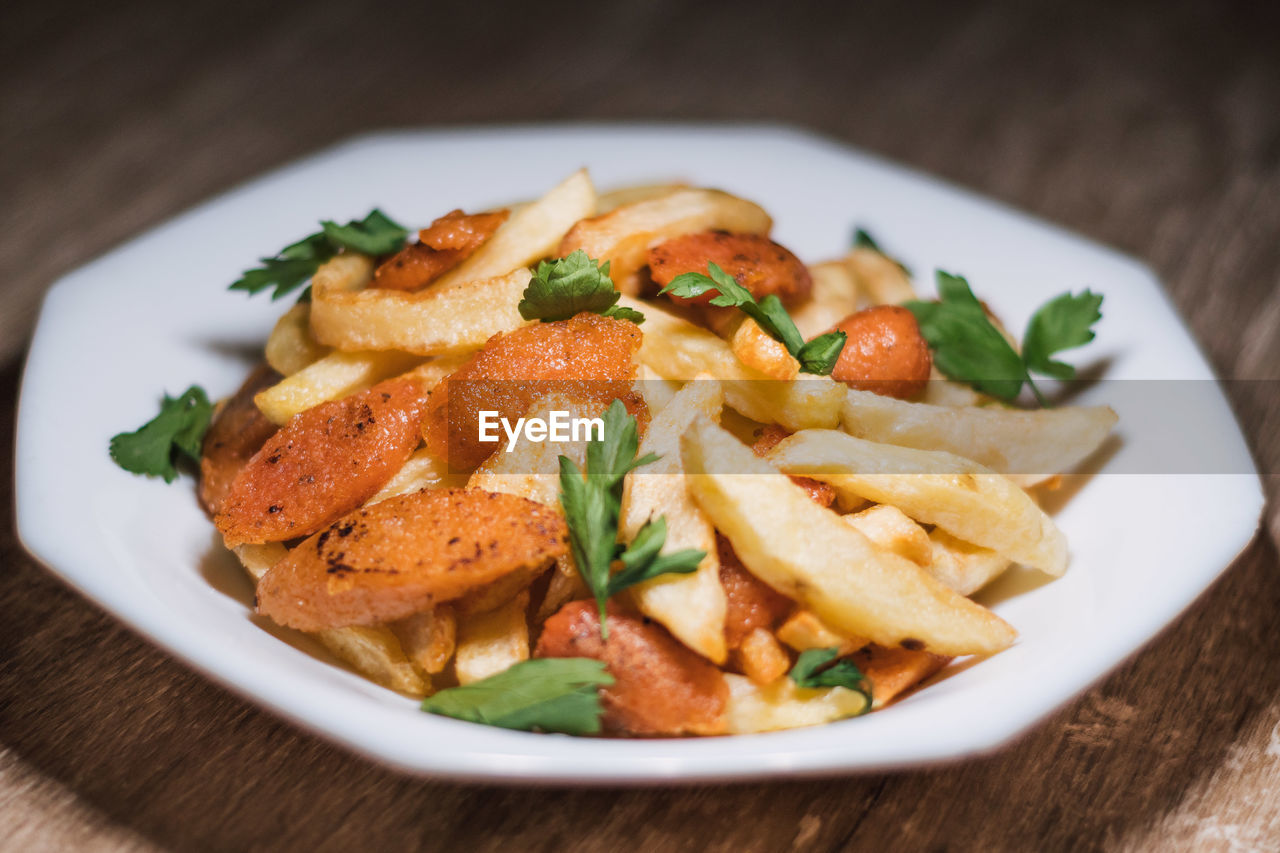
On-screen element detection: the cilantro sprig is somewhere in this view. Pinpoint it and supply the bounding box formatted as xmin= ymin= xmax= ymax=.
xmin=789 ymin=647 xmax=873 ymax=712
xmin=230 ymin=209 xmax=408 ymax=301
xmin=905 ymin=271 xmax=1103 ymax=405
xmin=421 ymin=658 xmax=614 ymax=734
xmin=109 ymin=386 xmax=213 ymax=482
xmin=558 ymin=400 xmax=705 ymax=637
xmin=659 ymin=264 xmax=847 ymax=375
xmin=518 ymin=250 xmax=644 ymax=324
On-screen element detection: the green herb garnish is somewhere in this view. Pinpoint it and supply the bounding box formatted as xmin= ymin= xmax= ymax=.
xmin=518 ymin=250 xmax=644 ymax=324
xmin=905 ymin=271 xmax=1103 ymax=405
xmin=659 ymin=263 xmax=847 ymax=375
xmin=853 ymin=226 xmax=911 ymax=276
xmin=230 ymin=209 xmax=408 ymax=301
xmin=421 ymin=658 xmax=614 ymax=734
xmin=789 ymin=647 xmax=873 ymax=712
xmin=558 ymin=400 xmax=705 ymax=637
xmin=109 ymin=386 xmax=213 ymax=482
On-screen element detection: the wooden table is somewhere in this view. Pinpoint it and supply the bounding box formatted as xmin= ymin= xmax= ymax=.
xmin=3 ymin=0 xmax=1277 ymax=849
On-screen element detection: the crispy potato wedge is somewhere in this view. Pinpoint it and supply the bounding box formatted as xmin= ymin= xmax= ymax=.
xmin=619 ymin=378 xmax=728 ymax=663
xmin=730 ymin=318 xmax=799 ymax=380
xmin=454 ymin=591 xmax=530 ymax=684
xmin=618 ymin=295 xmax=844 ymax=430
xmin=776 ymin=610 xmax=865 ymax=655
xmin=843 ymin=504 xmax=932 ymax=567
xmin=256 ymin=488 xmax=567 ymax=631
xmin=389 ymin=605 xmax=456 ymax=675
xmin=767 ymin=429 xmax=1068 ymax=575
xmin=310 ymin=267 xmax=532 ymax=356
xmin=724 ymin=674 xmax=868 ymax=734
xmin=254 ymin=349 xmax=424 ymax=425
xmin=682 ymin=418 xmax=1017 ymax=656
xmin=927 ymin=528 xmax=1011 ymax=595
xmin=558 ymin=189 xmax=772 ymax=294
xmin=433 ymin=169 xmax=596 ymax=288
xmin=234 ymin=544 xmax=427 ymax=695
xmin=845 ymin=247 xmax=916 ymax=306
xmin=265 ymin=303 xmax=329 ymax=376
xmin=735 ymin=627 xmax=791 ymax=685
xmin=791 ymin=261 xmax=861 ymax=340
xmin=840 ymin=389 xmax=1118 ymax=487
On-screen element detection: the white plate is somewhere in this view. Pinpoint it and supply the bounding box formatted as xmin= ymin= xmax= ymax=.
xmin=15 ymin=124 xmax=1264 ymax=783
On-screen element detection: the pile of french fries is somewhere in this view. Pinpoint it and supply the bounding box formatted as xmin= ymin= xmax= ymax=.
xmin=229 ymin=170 xmax=1117 ymax=734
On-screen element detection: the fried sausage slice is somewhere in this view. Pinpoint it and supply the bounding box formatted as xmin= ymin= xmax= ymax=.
xmin=373 ymin=209 xmax=509 ymax=292
xmin=257 ymin=488 xmax=567 ymax=631
xmin=535 ymin=601 xmax=728 ymax=736
xmin=648 ymin=231 xmax=813 ymax=307
xmin=421 ymin=313 xmax=643 ymax=470
xmin=215 ymin=377 xmax=428 ymax=546
xmin=199 ymin=364 xmax=281 ymax=517
xmin=718 ymin=535 xmax=794 ymax=650
xmin=829 ymin=305 xmax=932 ymax=399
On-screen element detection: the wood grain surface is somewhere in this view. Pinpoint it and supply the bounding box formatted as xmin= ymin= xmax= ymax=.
xmin=2 ymin=0 xmax=1278 ymax=849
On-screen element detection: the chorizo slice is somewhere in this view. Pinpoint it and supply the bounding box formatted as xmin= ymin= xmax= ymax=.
xmin=373 ymin=208 xmax=509 ymax=292
xmin=829 ymin=305 xmax=932 ymax=399
xmin=199 ymin=364 xmax=281 ymax=517
xmin=648 ymin=231 xmax=812 ymax=307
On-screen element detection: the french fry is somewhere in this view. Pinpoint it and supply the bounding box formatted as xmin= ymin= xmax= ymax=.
xmin=595 ymin=182 xmax=688 ymax=214
xmin=434 ymin=169 xmax=596 ymax=288
xmin=682 ymin=418 xmax=1017 ymax=655
xmin=840 ymin=389 xmax=1118 ymax=487
xmin=254 ymin=349 xmax=423 ymax=425
xmin=735 ymin=628 xmax=791 ymax=685
xmin=618 ymin=295 xmax=844 ymax=430
xmin=791 ymin=261 xmax=860 ymax=340
xmin=776 ymin=610 xmax=865 ymax=655
xmin=368 ymin=447 xmax=467 ymax=504
xmin=265 ymin=303 xmax=329 ymax=376
xmin=233 ymin=544 xmax=428 ymax=695
xmin=310 ymin=267 xmax=532 ymax=356
xmin=845 ymin=247 xmax=916 ymax=305
xmin=730 ymin=318 xmax=799 ymax=380
xmin=767 ymin=429 xmax=1068 ymax=575
xmin=851 ymin=644 xmax=952 ymax=709
xmin=843 ymin=504 xmax=932 ymax=567
xmin=927 ymin=528 xmax=1010 ymax=595
xmin=466 ymin=394 xmax=595 ymax=506
xmin=619 ymin=378 xmax=727 ymax=663
xmin=453 ymin=591 xmax=530 ymax=685
xmin=724 ymin=673 xmax=868 ymax=734
xmin=559 ymin=189 xmax=772 ymax=294
xmin=390 ymin=606 xmax=456 ymax=675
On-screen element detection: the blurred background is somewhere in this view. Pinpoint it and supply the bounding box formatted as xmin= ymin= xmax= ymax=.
xmin=2 ymin=0 xmax=1278 ymax=849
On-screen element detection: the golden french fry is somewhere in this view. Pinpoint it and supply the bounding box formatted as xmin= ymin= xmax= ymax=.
xmin=265 ymin=303 xmax=329 ymax=376
xmin=595 ymin=182 xmax=688 ymax=214
xmin=619 ymin=378 xmax=727 ymax=663
xmin=767 ymin=429 xmax=1068 ymax=575
xmin=634 ymin=365 xmax=682 ymax=417
xmin=730 ymin=318 xmax=799 ymax=380
xmin=845 ymin=247 xmax=916 ymax=305
xmin=841 ymin=389 xmax=1118 ymax=487
xmin=559 ymin=189 xmax=772 ymax=294
xmin=254 ymin=349 xmax=423 ymax=425
xmin=683 ymin=418 xmax=1017 ymax=655
xmin=535 ymin=559 xmax=589 ymax=624
xmin=843 ymin=504 xmax=932 ymax=567
xmin=234 ymin=544 xmax=428 ymax=695
xmin=390 ymin=606 xmax=456 ymax=675
xmin=454 ymin=591 xmax=530 ymax=685
xmin=776 ymin=610 xmax=865 ymax=655
xmin=434 ymin=169 xmax=596 ymax=288
xmin=919 ymin=371 xmax=987 ymax=407
xmin=466 ymin=394 xmax=595 ymax=505
xmin=724 ymin=673 xmax=868 ymax=734
xmin=618 ymin=295 xmax=844 ymax=430
xmin=927 ymin=529 xmax=1010 ymax=595
xmin=368 ymin=447 xmax=468 ymax=504
xmin=310 ymin=268 xmax=532 ymax=355
xmin=791 ymin=261 xmax=860 ymax=340
xmin=735 ymin=628 xmax=791 ymax=685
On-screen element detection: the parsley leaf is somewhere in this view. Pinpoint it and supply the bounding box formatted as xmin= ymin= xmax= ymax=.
xmin=421 ymin=658 xmax=614 ymax=734
xmin=109 ymin=386 xmax=213 ymax=483
xmin=230 ymin=209 xmax=407 ymax=301
xmin=789 ymin=647 xmax=873 ymax=712
xmin=1022 ymin=290 xmax=1104 ymax=380
xmin=659 ymin=263 xmax=847 ymax=375
xmin=558 ymin=400 xmax=704 ymax=637
xmin=518 ymin=250 xmax=644 ymax=324
xmin=905 ymin=271 xmax=1104 ymax=405
xmin=853 ymin=226 xmax=911 ymax=276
